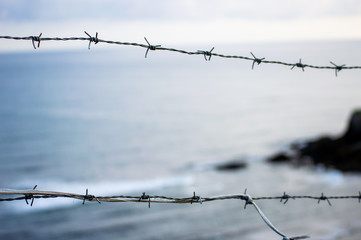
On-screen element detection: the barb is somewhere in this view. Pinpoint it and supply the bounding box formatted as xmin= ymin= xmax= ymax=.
xmin=280 ymin=192 xmax=295 ymax=204
xmin=191 ymin=191 xmax=202 ymax=204
xmin=31 ymin=33 xmax=42 ymax=49
xmin=317 ymin=193 xmax=331 ymax=206
xmin=83 ymin=188 xmax=101 ymax=204
xmin=139 ymin=192 xmax=151 ymax=208
xmin=144 ymin=37 xmax=161 ymax=58
xmin=197 ymin=47 xmax=215 ymax=61
xmin=330 ymin=61 xmax=346 ymax=77
xmin=0 ymin=33 xmax=359 ymax=76
xmin=243 ymin=188 xmax=252 ymax=209
xmin=24 ymin=185 xmax=37 ymax=206
xmin=250 ymin=52 xmax=265 ymax=69
xmin=291 ymin=59 xmax=305 ymax=72
xmin=84 ymin=31 xmax=99 ymax=50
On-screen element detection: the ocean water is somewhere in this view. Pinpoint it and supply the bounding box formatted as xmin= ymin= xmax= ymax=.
xmin=0 ymin=41 xmax=361 ymax=240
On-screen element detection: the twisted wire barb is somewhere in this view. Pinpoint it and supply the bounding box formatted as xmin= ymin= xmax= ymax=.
xmin=30 ymin=33 xmax=42 ymax=49
xmin=250 ymin=52 xmax=265 ymax=69
xmin=84 ymin=31 xmax=99 ymax=50
xmin=1 ymin=188 xmax=360 ymax=240
xmin=197 ymin=47 xmax=215 ymax=61
xmin=24 ymin=185 xmax=37 ymax=206
xmin=1 ymin=33 xmax=360 ymax=75
xmin=143 ymin=37 xmax=161 ymax=58
xmin=291 ymin=59 xmax=305 ymax=72
xmin=330 ymin=61 xmax=346 ymax=77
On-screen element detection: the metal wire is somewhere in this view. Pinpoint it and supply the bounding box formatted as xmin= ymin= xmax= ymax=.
xmin=1 ymin=188 xmax=361 ymax=240
xmin=2 ymin=189 xmax=360 ymax=204
xmin=1 ymin=32 xmax=360 ymax=76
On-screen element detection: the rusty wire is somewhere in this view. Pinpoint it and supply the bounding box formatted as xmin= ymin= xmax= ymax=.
xmin=0 ymin=32 xmax=360 ymax=76
xmin=1 ymin=188 xmax=360 ymax=205
xmin=1 ymin=187 xmax=361 ymax=240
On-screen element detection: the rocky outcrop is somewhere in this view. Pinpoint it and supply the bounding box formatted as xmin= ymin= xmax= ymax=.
xmin=215 ymin=159 xmax=247 ymax=171
xmin=267 ymin=110 xmax=361 ymax=172
xmin=267 ymin=153 xmax=291 ymax=163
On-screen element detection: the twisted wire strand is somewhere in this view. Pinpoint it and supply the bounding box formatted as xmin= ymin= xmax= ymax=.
xmin=0 ymin=189 xmax=360 ymax=203
xmin=1 ymin=188 xmax=360 ymax=239
xmin=1 ymin=34 xmax=360 ymax=74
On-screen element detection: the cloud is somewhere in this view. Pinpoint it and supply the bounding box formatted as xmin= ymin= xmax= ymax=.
xmin=1 ymin=0 xmax=360 ymax=22
xmin=0 ymin=0 xmax=360 ymax=52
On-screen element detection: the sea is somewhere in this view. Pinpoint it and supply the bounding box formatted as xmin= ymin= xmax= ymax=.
xmin=0 ymin=40 xmax=361 ymax=240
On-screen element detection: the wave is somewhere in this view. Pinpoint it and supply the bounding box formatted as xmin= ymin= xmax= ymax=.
xmin=2 ymin=175 xmax=194 ymax=213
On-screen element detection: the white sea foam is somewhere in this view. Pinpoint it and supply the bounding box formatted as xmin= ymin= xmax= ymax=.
xmin=2 ymin=175 xmax=194 ymax=213
xmin=315 ymin=166 xmax=344 ymax=186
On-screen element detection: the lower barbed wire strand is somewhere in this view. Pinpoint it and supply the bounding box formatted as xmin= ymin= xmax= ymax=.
xmin=0 ymin=189 xmax=360 ymax=203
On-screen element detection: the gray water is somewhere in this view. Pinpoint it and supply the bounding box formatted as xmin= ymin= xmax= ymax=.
xmin=0 ymin=41 xmax=361 ymax=240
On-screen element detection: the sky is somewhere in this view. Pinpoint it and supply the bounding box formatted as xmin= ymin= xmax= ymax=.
xmin=0 ymin=0 xmax=361 ymax=51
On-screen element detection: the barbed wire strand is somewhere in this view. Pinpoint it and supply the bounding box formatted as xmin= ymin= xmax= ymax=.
xmin=1 ymin=33 xmax=361 ymax=76
xmin=1 ymin=188 xmax=361 ymax=240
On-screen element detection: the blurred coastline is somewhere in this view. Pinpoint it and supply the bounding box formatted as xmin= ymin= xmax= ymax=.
xmin=0 ymin=40 xmax=361 ymax=239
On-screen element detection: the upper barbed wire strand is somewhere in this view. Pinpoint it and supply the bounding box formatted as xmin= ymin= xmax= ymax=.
xmin=0 ymin=34 xmax=360 ymax=74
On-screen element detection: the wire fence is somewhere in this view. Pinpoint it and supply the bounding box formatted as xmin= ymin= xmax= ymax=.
xmin=1 ymin=186 xmax=360 ymax=240
xmin=1 ymin=32 xmax=361 ymax=239
xmin=1 ymin=32 xmax=361 ymax=76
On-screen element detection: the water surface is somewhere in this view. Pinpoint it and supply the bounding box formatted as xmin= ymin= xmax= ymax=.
xmin=0 ymin=41 xmax=361 ymax=239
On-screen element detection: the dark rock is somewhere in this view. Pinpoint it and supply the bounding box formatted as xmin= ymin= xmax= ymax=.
xmin=268 ymin=109 xmax=361 ymax=172
xmin=267 ymin=152 xmax=291 ymax=163
xmin=342 ymin=109 xmax=361 ymax=143
xmin=215 ymin=160 xmax=247 ymax=171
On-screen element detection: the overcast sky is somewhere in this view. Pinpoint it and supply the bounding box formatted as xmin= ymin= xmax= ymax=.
xmin=1 ymin=0 xmax=361 ymax=51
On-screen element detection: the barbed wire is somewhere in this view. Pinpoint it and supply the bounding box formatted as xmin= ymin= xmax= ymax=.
xmin=1 ymin=32 xmax=360 ymax=76
xmin=1 ymin=32 xmax=361 ymax=238
xmin=1 ymin=187 xmax=361 ymax=240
